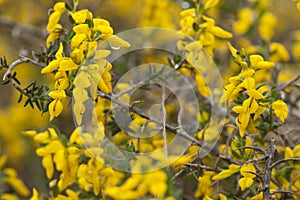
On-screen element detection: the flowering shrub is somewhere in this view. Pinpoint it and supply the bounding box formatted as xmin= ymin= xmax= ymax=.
xmin=0 ymin=0 xmax=300 ymax=199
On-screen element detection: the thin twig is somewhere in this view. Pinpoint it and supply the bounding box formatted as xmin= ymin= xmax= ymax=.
xmin=271 ymin=158 xmax=300 ymax=169
xmin=279 ymin=74 xmax=300 ymax=90
xmin=112 ymin=66 xmax=165 ymax=98
xmin=3 ymin=57 xmax=45 ymax=80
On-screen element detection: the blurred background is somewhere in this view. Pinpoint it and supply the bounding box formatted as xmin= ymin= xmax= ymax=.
xmin=0 ymin=0 xmax=300 ymax=193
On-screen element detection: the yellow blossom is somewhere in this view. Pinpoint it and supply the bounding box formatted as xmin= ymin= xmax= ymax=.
xmin=238 ymin=163 xmax=256 ymax=191
xmin=258 ymin=12 xmax=277 ymax=42
xmin=49 ymin=90 xmax=67 ymax=99
xmin=233 ymin=8 xmax=255 ymax=35
xmin=70 ymin=9 xmax=93 ymax=24
xmin=272 ymin=100 xmax=288 ymax=122
xmin=53 ymin=2 xmax=66 ymax=14
xmin=212 ymin=164 xmax=241 ymax=180
xmin=41 ymin=43 xmax=64 ymax=73
xmin=250 ymin=54 xmax=275 ymax=70
xmin=48 ymin=99 xmax=64 ymax=121
xmin=269 ymin=42 xmax=290 ymax=62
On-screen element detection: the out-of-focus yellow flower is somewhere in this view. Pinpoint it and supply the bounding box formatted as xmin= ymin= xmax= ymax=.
xmin=247 ymin=192 xmax=263 ymax=200
xmin=233 ymin=8 xmax=255 ymax=35
xmin=30 ymin=188 xmax=39 ymax=200
xmin=269 ymin=42 xmax=290 ymax=62
xmin=3 ymin=168 xmax=30 ymax=197
xmin=293 ymin=0 xmax=300 ymax=11
xmin=258 ymin=12 xmax=277 ymax=42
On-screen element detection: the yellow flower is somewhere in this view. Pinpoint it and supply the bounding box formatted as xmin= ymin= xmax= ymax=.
xmin=48 ymin=99 xmax=64 ymax=121
xmin=70 ymin=49 xmax=84 ymax=65
xmin=272 ymin=100 xmax=288 ymax=122
xmin=212 ymin=164 xmax=241 ymax=180
xmin=4 ymin=168 xmax=30 ymax=197
xmin=49 ymin=90 xmax=66 ymax=99
xmin=250 ymin=54 xmax=275 ymax=70
xmin=73 ymin=24 xmax=91 ymax=37
xmin=238 ymin=163 xmax=256 ymax=191
xmin=180 ymin=8 xmax=196 ymax=17
xmin=233 ymin=8 xmax=255 ymax=35
xmin=70 ymin=9 xmax=93 ymax=24
xmin=269 ymin=42 xmax=290 ymax=62
xmin=204 ymin=0 xmax=219 ymax=10
xmin=258 ymin=12 xmax=277 ymax=42
xmin=0 ymin=155 xmax=7 ymax=169
xmin=53 ymin=2 xmax=66 ymax=14
xmin=59 ymin=58 xmax=79 ymax=71
xmin=30 ymin=188 xmax=39 ymax=200
xmin=42 ymin=43 xmax=64 ymax=73
xmin=145 ymin=170 xmax=168 ymax=197
xmin=195 ymin=171 xmax=215 ymax=198
xmin=233 ymin=97 xmax=259 ymax=137
xmin=1 ymin=193 xmax=19 ymax=200
xmin=294 ymin=0 xmax=300 ymax=11
xmin=247 ymin=192 xmax=263 ymax=200
xmin=47 ymin=12 xmax=62 ymax=33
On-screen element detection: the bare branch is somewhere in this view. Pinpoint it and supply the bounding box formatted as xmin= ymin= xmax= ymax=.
xmin=233 ymin=146 xmax=267 ymax=155
xmin=271 ymin=158 xmax=300 ymax=169
xmin=3 ymin=56 xmax=45 ymax=80
xmin=279 ymin=74 xmax=300 ymax=90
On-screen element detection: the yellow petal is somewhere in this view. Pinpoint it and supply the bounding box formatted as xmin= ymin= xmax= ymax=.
xmin=71 ymin=34 xmax=87 ymax=49
xmin=272 ymin=100 xmax=288 ymax=122
xmin=212 ymin=164 xmax=240 ymax=180
xmin=49 ymin=90 xmax=66 ymax=100
xmin=248 ymin=89 xmax=264 ymax=99
xmin=256 ymin=61 xmax=275 ymax=70
xmin=71 ymin=49 xmax=84 ymax=65
xmin=108 ymin=35 xmax=130 ymax=48
xmin=238 ymin=177 xmax=253 ymax=191
xmin=42 ymin=154 xmax=54 ymax=179
xmin=49 ymin=99 xmax=64 ymax=121
xmin=54 ymin=2 xmax=66 ymax=14
xmin=284 ymin=147 xmax=294 ymax=159
xmin=228 ymin=42 xmax=238 ymax=58
xmin=209 ymin=26 xmax=232 ymax=39
xmin=240 ymin=163 xmax=256 ymax=178
xmin=204 ymin=0 xmax=219 ymax=10
xmin=73 ymin=71 xmax=91 ymax=88
xmin=59 ymin=58 xmax=78 ymax=71
xmin=232 ymin=105 xmax=244 ymax=113
xmin=93 ymin=18 xmax=110 ymax=27
xmin=30 ymin=188 xmax=39 ymax=200
xmin=250 ymin=55 xmax=264 ymax=67
xmin=47 ymin=12 xmax=61 ymax=32
xmin=73 ymin=24 xmax=91 ymax=36
xmin=41 ymin=60 xmax=60 ymax=74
